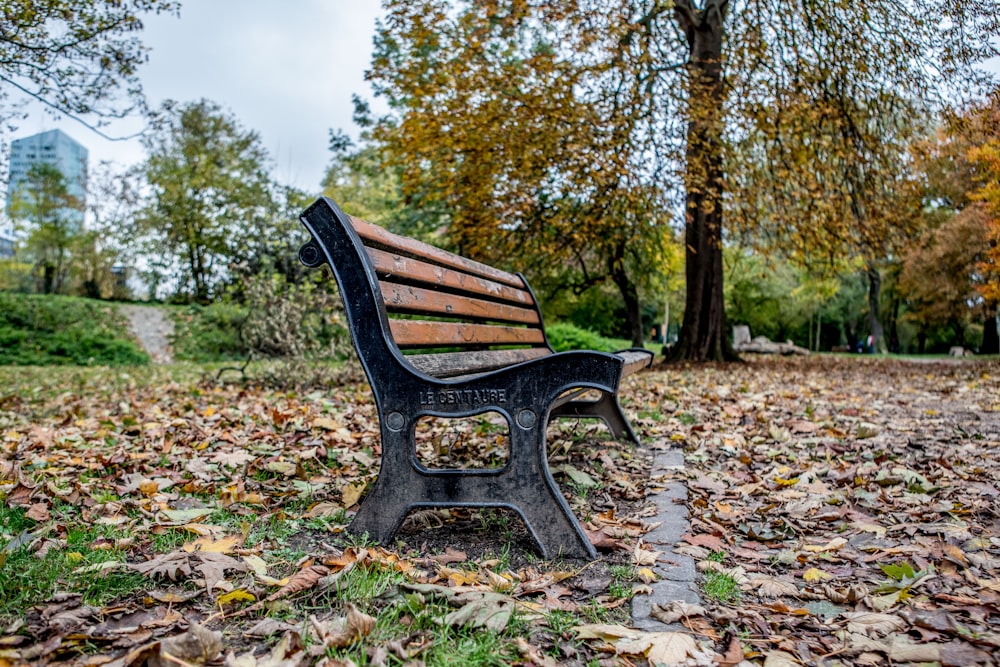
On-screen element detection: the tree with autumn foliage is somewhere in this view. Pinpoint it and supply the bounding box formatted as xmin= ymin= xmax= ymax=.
xmin=365 ymin=1 xmax=678 ymax=347
xmin=362 ymin=0 xmax=998 ymax=360
xmin=902 ymin=92 xmax=1000 ymax=354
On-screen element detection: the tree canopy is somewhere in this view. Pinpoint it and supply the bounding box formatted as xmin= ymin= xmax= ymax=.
xmin=363 ymin=0 xmax=999 ymax=360
xmin=138 ymin=99 xmax=283 ymax=302
xmin=0 ymin=0 xmax=179 ymax=136
xmin=8 ymin=162 xmax=84 ymax=294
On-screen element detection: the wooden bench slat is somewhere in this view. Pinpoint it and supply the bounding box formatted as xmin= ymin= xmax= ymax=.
xmin=368 ymin=248 xmax=534 ymax=306
xmin=380 ymin=282 xmax=542 ymax=324
xmin=352 ymin=217 xmax=525 ymax=289
xmin=618 ymin=349 xmax=654 ymax=375
xmin=390 ymin=320 xmax=547 ymax=348
xmin=407 ymin=347 xmax=550 ymax=378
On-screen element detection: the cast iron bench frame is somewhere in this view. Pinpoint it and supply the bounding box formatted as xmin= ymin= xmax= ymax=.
xmin=298 ymin=197 xmax=653 ymax=558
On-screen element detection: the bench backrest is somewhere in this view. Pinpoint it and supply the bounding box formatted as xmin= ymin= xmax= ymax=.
xmin=299 ymin=197 xmax=553 ymax=380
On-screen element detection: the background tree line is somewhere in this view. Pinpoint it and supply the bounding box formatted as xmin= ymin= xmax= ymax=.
xmin=1 ymin=0 xmax=998 ymax=356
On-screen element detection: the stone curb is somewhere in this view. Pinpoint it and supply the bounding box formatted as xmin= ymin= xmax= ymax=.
xmin=631 ymin=446 xmax=700 ymax=631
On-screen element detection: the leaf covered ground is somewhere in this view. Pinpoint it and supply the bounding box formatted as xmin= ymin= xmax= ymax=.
xmin=1 ymin=356 xmax=998 ymax=667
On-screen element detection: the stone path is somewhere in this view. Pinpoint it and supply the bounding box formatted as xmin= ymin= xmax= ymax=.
xmin=118 ymin=304 xmax=175 ymax=364
xmin=631 ymin=445 xmax=700 ymax=630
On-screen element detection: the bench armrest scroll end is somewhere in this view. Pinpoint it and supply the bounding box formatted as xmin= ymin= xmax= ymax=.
xmin=298 ymin=240 xmax=325 ymax=268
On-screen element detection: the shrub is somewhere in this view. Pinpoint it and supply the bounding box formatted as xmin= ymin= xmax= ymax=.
xmin=546 ymin=322 xmax=621 ymax=353
xmin=239 ymin=273 xmax=349 ymax=359
xmin=0 ymin=292 xmax=149 ymax=366
xmin=171 ymin=273 xmax=349 ymax=364
xmin=171 ymin=302 xmax=249 ymax=362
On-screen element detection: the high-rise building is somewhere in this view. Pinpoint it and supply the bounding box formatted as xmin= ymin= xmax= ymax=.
xmin=5 ymin=129 xmax=88 ymax=230
xmin=0 ymin=221 xmax=15 ymax=258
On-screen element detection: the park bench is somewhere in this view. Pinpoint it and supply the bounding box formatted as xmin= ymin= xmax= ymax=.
xmin=297 ymin=197 xmax=653 ymax=558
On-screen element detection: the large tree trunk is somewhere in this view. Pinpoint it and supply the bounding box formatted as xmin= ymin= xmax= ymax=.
xmin=982 ymin=301 xmax=999 ymax=355
xmin=671 ymin=0 xmax=735 ymax=362
xmin=866 ymin=264 xmax=886 ymax=353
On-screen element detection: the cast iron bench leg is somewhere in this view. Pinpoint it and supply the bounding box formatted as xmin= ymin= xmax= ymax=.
xmin=550 ymin=392 xmax=640 ymax=444
xmin=348 ymin=411 xmax=597 ymax=560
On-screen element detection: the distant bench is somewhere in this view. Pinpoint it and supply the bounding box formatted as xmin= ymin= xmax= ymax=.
xmin=298 ymin=197 xmax=653 ymax=558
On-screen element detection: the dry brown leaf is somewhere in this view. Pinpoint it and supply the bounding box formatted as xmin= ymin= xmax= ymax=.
xmin=843 ymin=612 xmax=907 ymax=638
xmin=150 ymin=623 xmax=222 ymax=667
xmin=225 ymin=630 xmax=305 ymax=667
xmin=762 ymin=650 xmax=802 ymax=666
xmin=514 ymin=637 xmax=560 ymax=667
xmin=650 ymin=601 xmax=707 ymax=624
xmin=748 ymin=575 xmax=800 ymax=598
xmin=428 ymin=547 xmax=467 ymax=565
xmin=616 ymin=631 xmax=698 ymax=665
xmin=310 ymin=604 xmax=377 ymax=649
xmin=716 ymin=634 xmax=744 ymax=667
xmin=632 ymin=542 xmax=661 ymax=566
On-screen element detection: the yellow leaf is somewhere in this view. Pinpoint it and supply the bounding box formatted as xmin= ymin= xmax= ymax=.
xmin=202 ymin=407 xmax=216 ymax=417
xmin=313 ymin=417 xmax=341 ymax=430
xmin=183 ymin=534 xmax=243 ymax=554
xmin=637 ymin=567 xmax=658 ymax=584
xmin=341 ymin=481 xmax=367 ymax=508
xmin=138 ymin=480 xmax=160 ymax=497
xmin=802 ymin=568 xmax=833 ymax=583
xmin=442 ymin=567 xmax=481 ymax=586
xmin=217 ymin=589 xmax=256 ymax=605
xmin=774 ymin=476 xmax=800 ymax=487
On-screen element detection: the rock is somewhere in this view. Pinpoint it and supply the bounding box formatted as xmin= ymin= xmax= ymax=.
xmin=733 ymin=325 xmax=752 ymax=347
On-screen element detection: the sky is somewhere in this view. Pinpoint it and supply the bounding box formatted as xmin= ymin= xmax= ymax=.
xmin=9 ymin=0 xmax=385 ymax=193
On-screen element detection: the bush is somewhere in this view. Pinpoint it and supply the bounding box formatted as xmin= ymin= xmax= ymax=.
xmin=171 ymin=273 xmax=349 ymax=364
xmin=171 ymin=302 xmax=249 ymax=362
xmin=546 ymin=322 xmax=621 ymax=353
xmin=239 ymin=273 xmax=348 ymax=359
xmin=0 ymin=292 xmax=149 ymax=366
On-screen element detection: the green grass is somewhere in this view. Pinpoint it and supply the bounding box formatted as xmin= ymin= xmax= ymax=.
xmin=317 ymin=569 xmax=526 ymax=667
xmin=702 ymin=568 xmax=742 ymax=603
xmin=0 ymin=292 xmax=149 ymax=366
xmin=0 ymin=505 xmax=148 ymax=617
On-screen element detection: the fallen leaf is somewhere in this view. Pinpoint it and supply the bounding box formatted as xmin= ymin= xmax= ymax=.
xmin=616 ymin=631 xmax=698 ymax=665
xmin=156 ymin=623 xmax=222 ymax=667
xmin=802 ymin=568 xmax=833 ymax=583
xmin=650 ymin=601 xmax=707 ymax=624
xmin=340 ymin=482 xmax=366 ymax=508
xmin=428 ymin=547 xmax=467 ymax=565
xmin=183 ymin=534 xmax=243 ymax=554
xmin=217 ymin=589 xmax=256 ymax=606
xmin=762 ymin=650 xmax=802 ymax=666
xmin=310 ymin=604 xmax=377 ymax=648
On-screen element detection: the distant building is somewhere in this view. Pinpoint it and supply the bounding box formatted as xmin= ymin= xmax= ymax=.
xmin=5 ymin=129 xmax=88 ymax=230
xmin=0 ymin=221 xmax=15 ymax=258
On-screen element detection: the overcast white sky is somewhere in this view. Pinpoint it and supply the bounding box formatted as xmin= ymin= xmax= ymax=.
xmin=11 ymin=1 xmax=385 ymax=193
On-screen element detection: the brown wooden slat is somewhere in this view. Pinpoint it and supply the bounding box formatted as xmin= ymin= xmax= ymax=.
xmin=407 ymin=347 xmax=551 ymax=378
xmin=390 ymin=320 xmax=547 ymax=348
xmin=380 ymin=282 xmax=541 ymax=324
xmin=352 ymin=217 xmax=525 ymax=289
xmin=618 ymin=350 xmax=654 ymax=376
xmin=368 ymin=248 xmax=534 ymax=306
